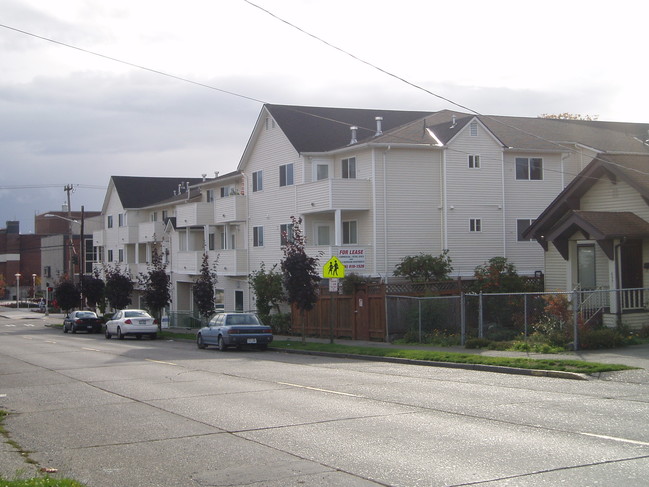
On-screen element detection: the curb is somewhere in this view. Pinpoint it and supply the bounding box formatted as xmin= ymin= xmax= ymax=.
xmin=269 ymin=348 xmax=591 ymax=381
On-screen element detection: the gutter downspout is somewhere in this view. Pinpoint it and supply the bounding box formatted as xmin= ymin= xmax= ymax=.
xmin=371 ymin=149 xmax=378 ymax=277
xmin=501 ymin=151 xmax=506 ymax=257
xmin=442 ymin=150 xmax=448 ymax=250
xmin=383 ymin=146 xmax=391 ymax=280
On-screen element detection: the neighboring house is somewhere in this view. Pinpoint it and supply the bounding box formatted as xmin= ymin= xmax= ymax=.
xmin=523 ymin=153 xmax=649 ymax=328
xmin=91 ymin=104 xmax=649 ymax=317
xmin=0 ymin=221 xmax=41 ymax=300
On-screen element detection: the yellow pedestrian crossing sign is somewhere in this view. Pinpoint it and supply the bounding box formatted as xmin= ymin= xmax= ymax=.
xmin=323 ymin=256 xmax=345 ymax=278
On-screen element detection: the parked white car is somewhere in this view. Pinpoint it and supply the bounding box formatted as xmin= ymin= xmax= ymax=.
xmin=105 ymin=309 xmax=158 ymax=340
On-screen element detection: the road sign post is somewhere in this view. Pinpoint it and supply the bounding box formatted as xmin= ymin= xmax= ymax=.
xmin=323 ymin=258 xmax=345 ymax=343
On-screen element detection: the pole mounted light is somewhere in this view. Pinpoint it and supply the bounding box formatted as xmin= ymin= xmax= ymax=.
xmin=15 ymin=273 xmax=21 ymax=309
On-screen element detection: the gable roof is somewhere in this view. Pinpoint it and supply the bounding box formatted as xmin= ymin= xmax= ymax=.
xmin=265 ymin=104 xmax=435 ymax=153
xmin=522 ymin=153 xmax=649 ymax=248
xmin=111 ymin=176 xmax=206 ymax=209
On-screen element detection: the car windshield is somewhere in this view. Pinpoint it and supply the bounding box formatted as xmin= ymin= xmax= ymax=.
xmin=124 ymin=311 xmax=149 ymax=318
xmin=225 ymin=314 xmax=260 ymax=326
xmin=77 ymin=312 xmax=97 ymax=318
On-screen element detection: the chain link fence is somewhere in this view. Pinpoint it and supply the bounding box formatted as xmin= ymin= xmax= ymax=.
xmin=387 ymin=288 xmax=648 ymax=350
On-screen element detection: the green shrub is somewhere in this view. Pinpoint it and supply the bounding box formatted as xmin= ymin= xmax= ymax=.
xmin=270 ymin=313 xmax=292 ymax=335
xmin=465 ymin=337 xmax=492 ymax=349
xmin=579 ymin=327 xmax=624 ymax=349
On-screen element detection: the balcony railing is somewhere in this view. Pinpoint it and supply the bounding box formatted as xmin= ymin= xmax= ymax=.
xmin=176 ymin=202 xmax=214 ymax=227
xmin=296 ymin=178 xmax=371 ymax=214
xmin=173 ymin=249 xmax=248 ymax=275
xmin=139 ymin=221 xmax=165 ymax=242
xmin=214 ymin=195 xmax=247 ymax=223
xmin=117 ymin=226 xmax=138 ymax=244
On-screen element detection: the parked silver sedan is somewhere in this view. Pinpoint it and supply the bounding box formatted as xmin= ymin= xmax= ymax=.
xmin=105 ymin=309 xmax=158 ymax=340
xmin=196 ymin=312 xmax=273 ymax=351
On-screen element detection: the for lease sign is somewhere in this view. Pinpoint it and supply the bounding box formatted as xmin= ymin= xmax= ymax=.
xmin=337 ymin=248 xmax=365 ymax=270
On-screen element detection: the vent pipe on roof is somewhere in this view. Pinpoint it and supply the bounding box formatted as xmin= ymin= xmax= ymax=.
xmin=214 ymin=171 xmax=219 ymax=178
xmin=202 ymin=173 xmax=207 ymax=181
xmin=450 ymin=115 xmax=457 ymax=129
xmin=186 ymin=182 xmax=190 ymax=192
xmin=349 ymin=126 xmax=358 ymax=145
xmin=375 ymin=116 xmax=383 ymax=136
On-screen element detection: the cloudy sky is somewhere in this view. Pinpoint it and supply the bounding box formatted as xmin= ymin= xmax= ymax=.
xmin=1 ymin=0 xmax=647 ymax=233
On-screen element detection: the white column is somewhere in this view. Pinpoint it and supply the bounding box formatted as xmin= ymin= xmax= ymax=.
xmin=334 ymin=209 xmax=342 ymax=246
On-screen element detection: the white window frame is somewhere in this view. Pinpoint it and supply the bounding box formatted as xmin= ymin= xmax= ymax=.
xmin=342 ymin=157 xmax=356 ymax=179
xmin=470 ymin=218 xmax=482 ymax=232
xmin=206 ymin=189 xmax=214 ymax=202
xmin=280 ymin=223 xmax=294 ymax=246
xmin=253 ymin=226 xmax=264 ymax=247
xmin=515 ymin=157 xmax=543 ymax=180
xmin=107 ymin=249 xmax=114 ymax=262
xmin=468 ymin=154 xmax=480 ymax=169
xmin=252 ymin=171 xmax=263 ymax=192
xmin=118 ymin=213 xmax=125 ymax=227
xmin=107 ymin=215 xmax=113 ymax=228
xmin=516 ymin=219 xmax=536 ymax=242
xmin=342 ymin=220 xmax=358 ymax=244
xmin=315 ymin=223 xmax=332 ymax=246
xmin=279 ymin=163 xmax=294 ymax=187
xmin=470 ymin=121 xmax=478 ymax=136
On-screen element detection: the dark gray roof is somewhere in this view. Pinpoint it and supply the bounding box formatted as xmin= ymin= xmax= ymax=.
xmin=265 ymin=104 xmax=435 ymax=153
xmin=112 ymin=176 xmax=206 ymax=209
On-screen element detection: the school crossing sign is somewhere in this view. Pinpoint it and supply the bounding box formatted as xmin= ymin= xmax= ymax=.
xmin=323 ymin=256 xmax=345 ymax=278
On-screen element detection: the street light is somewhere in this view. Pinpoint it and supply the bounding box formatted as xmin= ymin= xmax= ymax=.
xmin=15 ymin=273 xmax=21 ymax=309
xmin=32 ymin=273 xmax=37 ymax=298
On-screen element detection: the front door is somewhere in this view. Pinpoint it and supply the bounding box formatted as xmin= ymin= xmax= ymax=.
xmin=620 ymin=240 xmax=643 ymax=289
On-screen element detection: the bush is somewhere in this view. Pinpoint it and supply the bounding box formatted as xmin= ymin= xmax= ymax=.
xmin=465 ymin=337 xmax=492 ymax=349
xmin=579 ymin=327 xmax=625 ymax=349
xmin=270 ymin=313 xmax=292 ymax=335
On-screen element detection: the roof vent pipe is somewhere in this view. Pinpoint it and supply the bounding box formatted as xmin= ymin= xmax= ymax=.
xmin=349 ymin=126 xmax=358 ymax=145
xmin=450 ymin=115 xmax=457 ymax=129
xmin=375 ymin=116 xmax=383 ymax=136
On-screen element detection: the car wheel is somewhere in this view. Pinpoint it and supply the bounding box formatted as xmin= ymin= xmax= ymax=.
xmin=71 ymin=326 xmax=76 ymax=334
xmin=197 ymin=334 xmax=207 ymax=349
xmin=136 ymin=334 xmax=142 ymax=340
xmin=105 ymin=328 xmax=111 ymax=339
xmin=217 ymin=336 xmax=227 ymax=351
xmin=150 ymin=333 xmax=157 ymax=340
xmin=117 ymin=327 xmax=124 ymax=340
xmin=63 ymin=325 xmax=68 ymax=333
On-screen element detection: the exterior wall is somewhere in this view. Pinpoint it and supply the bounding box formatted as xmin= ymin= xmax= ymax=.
xmin=544 ymin=245 xmax=568 ymax=291
xmin=581 ymin=178 xmax=649 ymax=220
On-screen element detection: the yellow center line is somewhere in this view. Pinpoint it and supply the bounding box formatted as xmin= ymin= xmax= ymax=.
xmin=277 ymin=381 xmax=362 ymax=398
xmin=145 ymin=358 xmax=177 ymax=366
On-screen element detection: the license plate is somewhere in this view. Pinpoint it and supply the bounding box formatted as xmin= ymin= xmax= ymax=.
xmin=139 ymin=320 xmax=147 ymax=324
xmin=247 ymin=338 xmax=257 ymax=344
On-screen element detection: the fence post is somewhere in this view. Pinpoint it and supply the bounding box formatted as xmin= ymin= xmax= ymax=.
xmin=573 ymin=289 xmax=580 ymax=351
xmin=478 ymin=292 xmax=483 ymax=338
xmin=461 ymin=292 xmax=466 ymax=346
xmin=418 ymin=299 xmax=422 ymax=343
xmin=524 ymin=294 xmax=528 ymax=338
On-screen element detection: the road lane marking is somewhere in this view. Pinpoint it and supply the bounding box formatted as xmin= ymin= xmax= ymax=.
xmin=579 ymin=432 xmax=649 ymax=447
xmin=24 ymin=324 xmax=35 ymax=327
xmin=145 ymin=359 xmax=177 ymax=366
xmin=45 ymin=340 xmax=57 ymax=344
xmin=277 ymin=381 xmax=363 ymax=398
xmin=82 ymin=348 xmax=101 ymax=352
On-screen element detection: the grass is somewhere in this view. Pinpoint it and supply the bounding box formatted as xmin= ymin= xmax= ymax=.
xmin=0 ymin=411 xmax=86 ymax=487
xmin=270 ymin=340 xmax=635 ymax=374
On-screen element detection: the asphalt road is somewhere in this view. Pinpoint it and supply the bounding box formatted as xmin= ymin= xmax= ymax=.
xmin=2 ymin=316 xmax=649 ymax=486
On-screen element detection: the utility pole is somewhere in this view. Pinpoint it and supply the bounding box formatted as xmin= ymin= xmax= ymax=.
xmin=64 ymin=184 xmax=74 ymax=279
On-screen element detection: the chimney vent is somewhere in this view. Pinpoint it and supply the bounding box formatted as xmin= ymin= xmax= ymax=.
xmin=374 ymin=116 xmax=383 ymax=136
xmin=349 ymin=126 xmax=358 ymax=145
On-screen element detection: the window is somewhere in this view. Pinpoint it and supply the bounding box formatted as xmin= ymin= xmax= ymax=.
xmin=220 ymin=232 xmax=226 ymax=250
xmin=150 ymin=212 xmax=157 ymax=222
xmin=118 ymin=249 xmax=124 ymax=262
xmin=162 ymin=210 xmax=168 ymax=221
xmin=206 ymin=189 xmax=214 ymax=202
xmin=343 ymin=221 xmax=357 ymax=244
xmin=107 ymin=249 xmax=114 ymax=262
xmin=208 ymin=233 xmax=215 ymax=251
xmin=316 ymin=163 xmax=329 ymax=181
xmin=517 ymin=219 xmax=536 ymax=241
xmin=107 ymin=215 xmax=113 ymax=228
xmin=470 ymin=218 xmax=482 ymax=232
xmin=316 ymin=225 xmax=331 ymax=245
xmin=118 ymin=213 xmax=125 ymax=227
xmin=468 ymin=155 xmax=480 ymax=169
xmin=220 ymin=185 xmax=234 ymax=197
xmin=252 ymin=171 xmax=263 ymax=192
xmin=578 ymin=245 xmax=596 ymax=289
xmin=253 ymin=226 xmax=264 ymax=247
xmin=44 ymin=266 xmax=51 ymax=278
xmin=280 ymin=223 xmax=294 ymax=246
xmin=470 ymin=121 xmax=478 ymax=136
xmin=342 ymin=157 xmax=356 ymax=179
xmin=516 ymin=157 xmax=543 ymax=180
xmin=279 ymin=164 xmax=294 ymax=187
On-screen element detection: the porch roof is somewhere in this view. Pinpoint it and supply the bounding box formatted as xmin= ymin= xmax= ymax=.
xmin=546 ymin=210 xmax=649 ymax=260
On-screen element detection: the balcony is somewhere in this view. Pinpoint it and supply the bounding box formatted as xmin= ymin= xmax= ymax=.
xmin=93 ymin=230 xmax=104 ymax=247
xmin=296 ymin=178 xmax=371 ymax=214
xmin=176 ymin=202 xmax=214 ymax=227
xmin=139 ymin=221 xmax=165 ymax=242
xmin=117 ymin=225 xmax=138 ymax=244
xmin=173 ymin=249 xmax=248 ymax=276
xmin=214 ymin=195 xmax=247 ymax=223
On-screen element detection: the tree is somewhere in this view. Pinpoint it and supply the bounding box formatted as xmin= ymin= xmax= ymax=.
xmin=104 ymin=264 xmax=134 ymax=311
xmin=393 ymin=250 xmax=453 ymax=283
xmin=55 ymin=278 xmax=80 ymax=314
xmin=248 ymin=262 xmax=285 ymax=318
xmin=471 ymin=257 xmax=526 ymax=293
xmin=138 ymin=243 xmax=171 ymax=324
xmin=280 ymin=216 xmax=320 ymax=342
xmin=193 ymin=253 xmax=218 ymax=323
xmin=80 ymin=270 xmax=105 ymax=311
xmin=540 ymin=113 xmax=599 ymax=121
